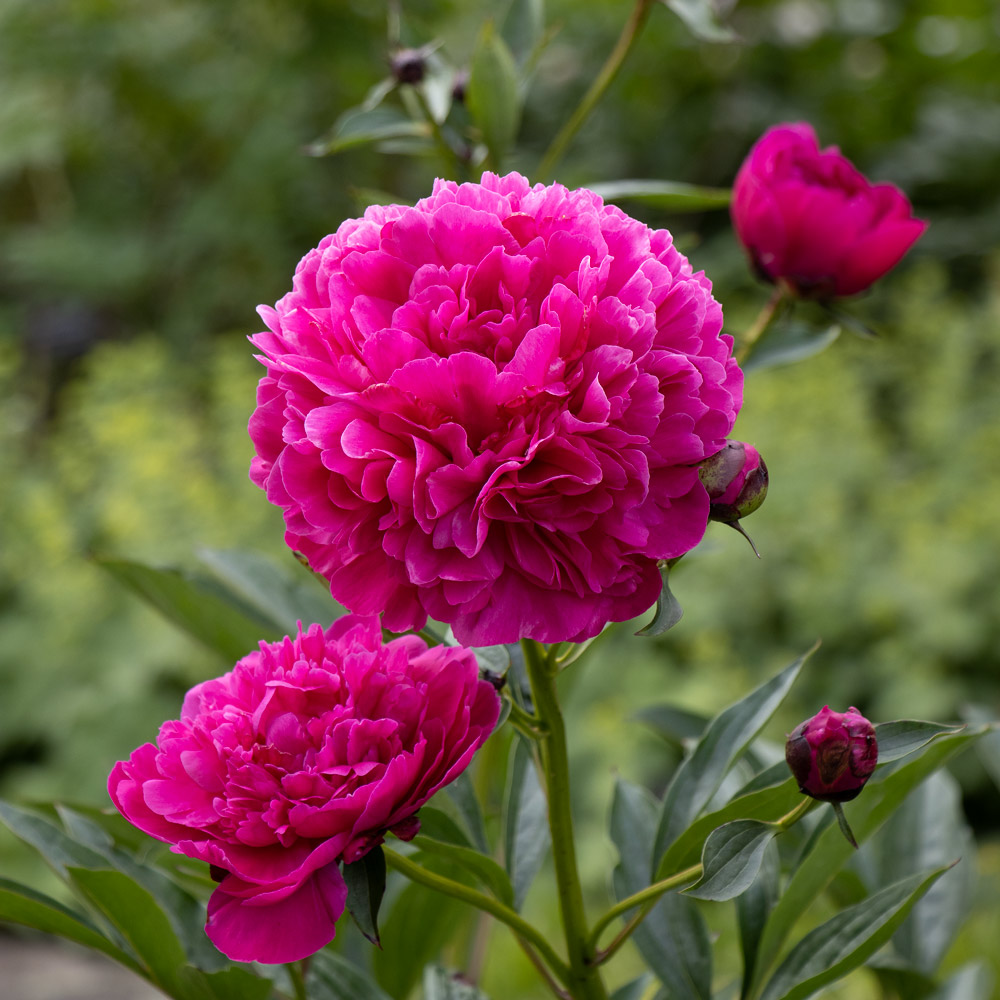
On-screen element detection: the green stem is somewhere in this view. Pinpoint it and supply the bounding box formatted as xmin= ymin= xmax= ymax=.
xmin=383 ymin=846 xmax=571 ymax=987
xmin=522 ymin=640 xmax=609 ymax=1000
xmin=536 ymin=0 xmax=654 ymax=180
xmin=505 ymin=695 xmax=546 ymax=738
xmin=735 ymin=286 xmax=786 ymax=365
xmin=287 ymin=961 xmax=308 ymax=1000
xmin=411 ymin=86 xmax=466 ymax=180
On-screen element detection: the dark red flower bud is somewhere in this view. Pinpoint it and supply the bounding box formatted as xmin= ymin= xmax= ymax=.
xmin=391 ymin=48 xmax=427 ymax=85
xmin=699 ymin=441 xmax=768 ymax=524
xmin=785 ymin=706 xmax=877 ymax=802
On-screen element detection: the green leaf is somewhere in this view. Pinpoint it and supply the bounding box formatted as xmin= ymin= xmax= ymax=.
xmin=657 ymin=779 xmax=803 ymax=878
xmin=758 ymin=865 xmax=955 ymax=1000
xmin=343 ymin=846 xmax=386 ymax=946
xmin=443 ymin=772 xmax=490 ymax=854
xmin=927 ymin=961 xmax=994 ymax=1000
xmin=590 ymin=180 xmax=732 ymax=212
xmin=742 ymin=320 xmax=841 ymax=374
xmin=417 ymin=806 xmax=476 ymax=849
xmin=307 ymin=949 xmax=394 ymax=1000
xmin=653 ymin=650 xmax=812 ymax=872
xmin=501 ymin=0 xmax=545 ymax=66
xmin=685 ymin=820 xmax=777 ymax=902
xmin=659 ymin=0 xmax=737 ymax=42
xmin=306 ymin=106 xmax=430 ymax=156
xmin=0 ymin=799 xmax=109 ymax=876
xmin=610 ymin=780 xmax=712 ymax=1000
xmin=636 ymin=560 xmax=684 ymax=636
xmin=95 ymin=556 xmax=281 ymax=661
xmin=466 ymin=22 xmax=521 ymax=170
xmin=876 ymin=770 xmax=973 ymax=974
xmin=503 ymin=735 xmax=550 ymax=909
xmin=635 ymin=704 xmax=709 ymax=747
xmin=749 ymin=725 xmax=986 ymax=997
xmin=423 ymin=963 xmax=491 ymax=999
xmin=0 ymin=876 xmax=142 ymax=972
xmin=68 ymin=866 xmax=187 ymax=991
xmin=737 ymin=838 xmax=780 ymax=996
xmin=875 ymin=721 xmax=967 ymax=764
xmin=411 ymin=835 xmax=514 ymax=906
xmin=196 ymin=547 xmax=340 ymax=634
xmin=610 ymin=975 xmax=654 ymax=1000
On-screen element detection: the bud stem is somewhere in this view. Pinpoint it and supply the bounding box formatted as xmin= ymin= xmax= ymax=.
xmin=735 ymin=286 xmax=786 ymax=365
xmin=831 ymin=801 xmax=859 ymax=849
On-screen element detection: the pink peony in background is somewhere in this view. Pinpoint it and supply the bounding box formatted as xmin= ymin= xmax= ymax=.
xmin=731 ymin=123 xmax=926 ymax=298
xmin=108 ymin=616 xmax=499 ymax=964
xmin=250 ymin=171 xmax=742 ymax=645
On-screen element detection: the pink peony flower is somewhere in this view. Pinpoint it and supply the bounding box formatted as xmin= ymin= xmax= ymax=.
xmin=785 ymin=706 xmax=878 ymax=803
xmin=108 ymin=616 xmax=500 ymax=964
xmin=249 ymin=172 xmax=742 ymax=645
xmin=732 ymin=123 xmax=926 ymax=298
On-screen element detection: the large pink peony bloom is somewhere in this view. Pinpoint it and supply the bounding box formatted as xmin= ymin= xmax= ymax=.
xmin=732 ymin=123 xmax=926 ymax=298
xmin=108 ymin=616 xmax=500 ymax=964
xmin=250 ymin=172 xmax=742 ymax=645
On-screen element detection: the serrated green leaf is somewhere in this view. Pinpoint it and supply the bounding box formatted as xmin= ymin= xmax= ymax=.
xmin=503 ymin=736 xmax=550 ymax=910
xmin=591 ymin=180 xmax=732 ymax=212
xmin=95 ymin=556 xmax=280 ymax=661
xmin=685 ymin=820 xmax=777 ymax=902
xmin=749 ymin=725 xmax=986 ymax=997
xmin=660 ymin=0 xmax=737 ymax=42
xmin=874 ymin=721 xmax=966 ymax=764
xmin=411 ymin=835 xmax=514 ymax=906
xmin=742 ymin=320 xmax=841 ymax=374
xmin=653 ymin=650 xmax=812 ymax=872
xmin=307 ymin=106 xmax=429 ymax=156
xmin=196 ymin=547 xmax=340 ymax=634
xmin=443 ymin=772 xmax=490 ymax=854
xmin=0 ymin=876 xmax=142 ymax=972
xmin=307 ymin=949 xmax=394 ymax=1000
xmin=344 ymin=846 xmax=386 ymax=946
xmin=758 ymin=865 xmax=954 ymax=1000
xmin=423 ymin=963 xmax=491 ymax=999
xmin=636 ymin=560 xmax=683 ymax=636
xmin=467 ymin=22 xmax=521 ymax=170
xmin=611 ymin=780 xmax=711 ymax=1000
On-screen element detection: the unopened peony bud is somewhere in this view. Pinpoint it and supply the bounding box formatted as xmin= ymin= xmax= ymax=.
xmin=785 ymin=706 xmax=877 ymax=803
xmin=699 ymin=441 xmax=768 ymax=524
xmin=391 ymin=48 xmax=427 ymax=84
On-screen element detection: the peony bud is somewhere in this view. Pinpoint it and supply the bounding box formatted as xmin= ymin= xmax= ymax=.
xmin=390 ymin=48 xmax=427 ymax=85
xmin=731 ymin=123 xmax=926 ymax=298
xmin=699 ymin=441 xmax=768 ymax=524
xmin=785 ymin=706 xmax=877 ymax=803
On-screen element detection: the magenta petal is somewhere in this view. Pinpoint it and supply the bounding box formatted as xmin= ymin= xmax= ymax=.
xmin=206 ymin=863 xmax=348 ymax=964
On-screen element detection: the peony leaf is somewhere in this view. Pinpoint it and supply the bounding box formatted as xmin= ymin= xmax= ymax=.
xmin=417 ymin=806 xmax=476 ymax=849
xmin=610 ymin=975 xmax=654 ymax=1000
xmin=443 ymin=773 xmax=490 ymax=853
xmin=305 ymin=106 xmax=430 ymax=156
xmin=635 ymin=703 xmax=709 ymax=747
xmin=423 ymin=963 xmax=491 ymax=999
xmin=758 ymin=865 xmax=955 ymax=1000
xmin=653 ymin=649 xmax=812 ymax=872
xmin=874 ymin=720 xmax=967 ymax=764
xmin=737 ymin=838 xmax=780 ymax=996
xmin=95 ymin=556 xmax=283 ymax=661
xmin=635 ymin=559 xmax=683 ymax=636
xmin=307 ymin=950 xmax=393 ymax=1000
xmin=591 ymin=180 xmax=732 ymax=212
xmin=467 ymin=22 xmax=521 ymax=170
xmin=610 ymin=779 xmax=711 ymax=1000
xmin=926 ymin=961 xmax=994 ymax=1000
xmin=411 ymin=836 xmax=515 ymax=906
xmin=684 ymin=820 xmax=777 ymax=902
xmin=748 ymin=725 xmax=987 ymax=998
xmin=503 ymin=735 xmax=550 ymax=910
xmin=343 ymin=847 xmax=387 ymax=947
xmin=501 ymin=0 xmax=545 ymax=67
xmin=659 ymin=0 xmax=737 ymax=42
xmin=742 ymin=319 xmax=841 ymax=374
xmin=0 ymin=875 xmax=142 ymax=972
xmin=196 ymin=547 xmax=341 ymax=635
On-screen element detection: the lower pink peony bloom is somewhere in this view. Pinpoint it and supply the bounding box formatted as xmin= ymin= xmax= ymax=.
xmin=108 ymin=616 xmax=500 ymax=964
xmin=731 ymin=123 xmax=926 ymax=298
xmin=249 ymin=171 xmax=742 ymax=646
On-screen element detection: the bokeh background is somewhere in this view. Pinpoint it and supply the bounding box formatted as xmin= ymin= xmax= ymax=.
xmin=2 ymin=0 xmax=999 ymax=996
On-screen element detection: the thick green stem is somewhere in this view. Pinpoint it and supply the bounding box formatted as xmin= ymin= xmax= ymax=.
xmin=735 ymin=286 xmax=786 ymax=365
xmin=536 ymin=0 xmax=654 ymax=180
xmin=522 ymin=640 xmax=609 ymax=1000
xmin=383 ymin=846 xmax=571 ymax=987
